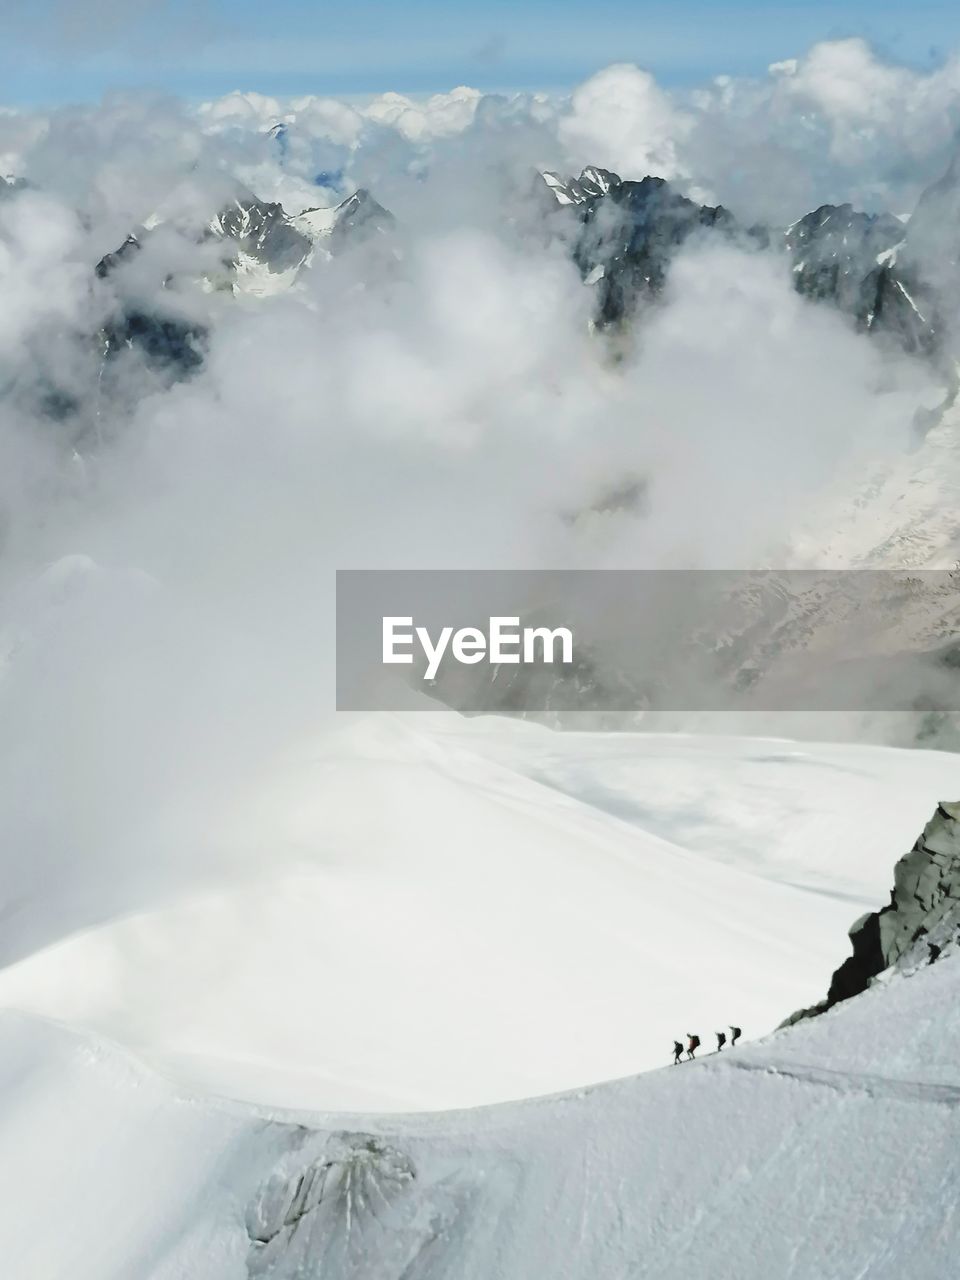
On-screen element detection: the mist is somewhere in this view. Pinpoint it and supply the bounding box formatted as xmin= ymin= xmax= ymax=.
xmin=0 ymin=42 xmax=955 ymax=958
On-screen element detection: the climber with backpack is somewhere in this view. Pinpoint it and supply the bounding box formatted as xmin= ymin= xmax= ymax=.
xmin=729 ymin=1025 xmax=742 ymax=1047
xmin=715 ymin=1030 xmax=726 ymax=1052
xmin=686 ymin=1033 xmax=700 ymax=1061
xmin=672 ymin=1040 xmax=684 ymax=1065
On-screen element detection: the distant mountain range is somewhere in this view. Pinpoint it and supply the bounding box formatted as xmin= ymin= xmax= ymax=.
xmin=85 ymin=148 xmax=960 ymax=386
xmin=540 ymin=165 xmax=939 ymax=354
xmin=93 ymin=186 xmax=395 ymax=369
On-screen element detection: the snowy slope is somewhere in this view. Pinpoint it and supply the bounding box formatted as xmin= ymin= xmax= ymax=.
xmin=3 ymin=945 xmax=960 ymax=1280
xmin=0 ymin=713 xmax=954 ymax=1113
xmin=793 ymin=392 xmax=960 ymax=567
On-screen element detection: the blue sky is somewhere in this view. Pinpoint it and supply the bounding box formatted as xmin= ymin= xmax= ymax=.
xmin=3 ymin=0 xmax=960 ymax=105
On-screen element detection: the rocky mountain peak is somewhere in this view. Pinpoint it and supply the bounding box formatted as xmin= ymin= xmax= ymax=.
xmin=788 ymin=800 xmax=960 ymax=1024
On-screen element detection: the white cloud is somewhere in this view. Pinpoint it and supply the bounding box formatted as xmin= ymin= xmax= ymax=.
xmin=558 ymin=63 xmax=691 ymax=182
xmin=781 ymin=39 xmax=960 ymax=169
xmin=0 ymin=191 xmax=88 ymax=357
xmin=685 ymin=41 xmax=960 ymax=219
xmin=196 ymin=91 xmax=284 ymax=133
xmin=0 ymin=41 xmax=950 ymax=956
xmin=361 ymin=86 xmax=482 ymax=143
xmin=75 ymin=40 xmax=959 ymax=230
xmin=288 ymin=96 xmax=364 ymax=148
xmin=787 ymin=39 xmax=934 ymax=125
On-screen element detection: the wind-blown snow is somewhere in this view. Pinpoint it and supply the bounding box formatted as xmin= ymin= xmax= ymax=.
xmin=3 ymin=932 xmax=960 ymax=1279
xmin=0 ymin=713 xmax=954 ymax=1113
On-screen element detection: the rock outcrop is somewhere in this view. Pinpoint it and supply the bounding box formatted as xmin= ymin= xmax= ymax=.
xmin=540 ymin=169 xmax=742 ymax=326
xmin=787 ymin=202 xmax=937 ymax=354
xmin=789 ymin=800 xmax=960 ymax=1022
xmin=245 ymin=1128 xmax=516 ymax=1279
xmin=541 ymin=165 xmax=945 ymax=352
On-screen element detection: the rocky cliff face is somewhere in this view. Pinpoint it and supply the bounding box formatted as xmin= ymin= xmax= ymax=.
xmin=541 ymin=168 xmax=743 ymax=326
xmin=789 ymin=800 xmax=960 ymax=1022
xmin=39 ymin=149 xmax=960 ymax=437
xmin=787 ymin=203 xmax=937 ymax=354
xmin=91 ymin=186 xmax=397 ymax=380
xmin=541 ymin=166 xmax=941 ymax=350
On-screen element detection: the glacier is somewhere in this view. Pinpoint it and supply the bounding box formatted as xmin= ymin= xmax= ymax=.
xmin=0 ymin=715 xmax=958 ymax=1278
xmin=0 ymin=715 xmax=955 ymax=1113
xmin=3 ymin=902 xmax=960 ymax=1279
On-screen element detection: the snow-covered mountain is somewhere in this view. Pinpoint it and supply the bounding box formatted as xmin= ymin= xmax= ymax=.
xmin=209 ymin=196 xmax=313 ymax=294
xmin=786 ymin=203 xmax=936 ymax=353
xmin=92 ymin=185 xmax=396 ymax=368
xmin=6 ymin=948 xmax=960 ymax=1280
xmin=539 ymin=166 xmax=741 ymax=324
xmin=95 ymin=186 xmax=393 ymax=292
xmin=541 ymin=164 xmax=946 ymax=351
xmin=7 ymin=107 xmax=960 ymax=1279
xmin=76 ymin=146 xmax=960 ymax=404
xmin=0 ymin=712 xmax=953 ymax=1111
xmin=83 ymin=146 xmax=960 ymax=387
xmin=540 ymin=164 xmax=621 ymax=205
xmin=210 ymin=186 xmax=394 ymax=293
xmin=0 ymin=724 xmax=958 ymax=1278
xmin=77 ymin=151 xmax=960 ymax=737
xmin=296 ymin=188 xmax=394 ymax=249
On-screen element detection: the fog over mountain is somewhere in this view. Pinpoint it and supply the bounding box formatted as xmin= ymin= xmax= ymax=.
xmin=4 ymin=36 xmax=960 ymax=1280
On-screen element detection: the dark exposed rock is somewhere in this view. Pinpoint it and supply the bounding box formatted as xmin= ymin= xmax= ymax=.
xmin=91 ymin=187 xmax=395 ymax=380
xmin=540 ymin=165 xmax=622 ymax=205
xmin=787 ymin=800 xmax=960 ymax=1024
xmin=78 ymin=146 xmax=960 ymax=405
xmin=561 ymin=475 xmax=648 ymax=523
xmin=540 ymin=166 xmax=945 ymax=352
xmin=787 ymin=203 xmax=938 ymax=353
xmin=596 ymin=187 xmax=734 ymax=324
xmin=326 ymin=189 xmax=394 ymax=247
xmin=786 ymin=203 xmax=903 ymax=306
xmin=95 ymin=233 xmax=142 ymax=280
xmin=92 ymin=191 xmax=314 ymax=377
xmin=95 ymin=229 xmax=206 ymax=377
xmin=859 ymin=263 xmax=939 ymax=354
xmin=210 ymin=196 xmax=312 ymax=274
xmin=562 ymin=173 xmax=740 ymax=325
xmin=99 ymin=309 xmax=205 ymax=371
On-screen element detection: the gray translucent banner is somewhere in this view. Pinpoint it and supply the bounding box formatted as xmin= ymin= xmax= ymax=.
xmin=336 ymin=569 xmax=960 ymax=713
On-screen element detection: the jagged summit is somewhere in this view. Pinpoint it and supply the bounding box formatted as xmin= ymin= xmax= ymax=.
xmin=541 ymin=165 xmax=741 ymax=323
xmin=788 ymin=202 xmax=936 ymax=353
xmin=295 ymin=187 xmax=394 ymax=250
xmin=541 ymin=161 xmax=945 ymax=348
xmin=541 ymin=165 xmax=621 ymax=205
xmin=82 ymin=149 xmax=960 ymax=398
xmin=210 ymin=194 xmax=312 ymax=277
xmin=94 ymin=232 xmax=141 ymax=280
xmin=91 ymin=185 xmax=398 ymax=373
xmin=97 ymin=184 xmax=396 ymax=297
